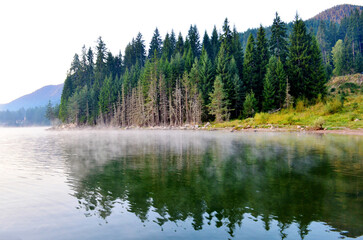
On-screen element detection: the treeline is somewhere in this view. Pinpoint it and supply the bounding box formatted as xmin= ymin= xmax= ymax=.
xmin=240 ymin=8 xmax=362 ymax=78
xmin=59 ymin=11 xmax=362 ymax=127
xmin=0 ymin=105 xmax=53 ymax=126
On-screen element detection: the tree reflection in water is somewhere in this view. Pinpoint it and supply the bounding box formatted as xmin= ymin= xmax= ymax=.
xmin=63 ymin=131 xmax=363 ymax=239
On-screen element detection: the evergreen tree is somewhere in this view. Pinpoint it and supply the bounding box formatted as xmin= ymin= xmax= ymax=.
xmin=243 ymin=91 xmax=257 ymax=118
xmin=187 ymin=25 xmax=201 ymax=58
xmin=309 ymin=36 xmax=327 ymax=98
xmin=202 ymin=31 xmax=212 ymax=59
xmin=287 ymin=15 xmax=313 ymax=99
xmin=262 ymin=56 xmax=287 ymax=110
xmin=170 ymin=30 xmax=176 ymax=56
xmin=174 ymin=32 xmax=184 ymax=56
xmin=208 ymin=76 xmax=229 ymax=122
xmin=255 ymin=25 xmax=270 ymax=107
xmin=95 ymin=36 xmax=107 ymax=78
xmin=135 ymin=33 xmax=146 ymax=67
xmin=221 ymin=18 xmax=233 ymax=54
xmin=124 ymin=41 xmax=136 ymax=70
xmin=243 ymin=34 xmax=258 ymax=97
xmin=210 ymin=25 xmax=220 ymax=63
xmin=148 ymin=28 xmax=162 ymax=59
xmin=270 ymin=12 xmax=288 ymax=64
xmin=232 ymin=26 xmax=244 ymax=80
xmin=162 ymin=33 xmax=172 ymax=61
xmin=262 ymin=74 xmax=275 ymax=112
xmin=199 ymin=48 xmax=215 ymax=108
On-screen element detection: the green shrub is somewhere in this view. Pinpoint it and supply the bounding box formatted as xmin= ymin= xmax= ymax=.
xmin=313 ymin=117 xmax=325 ymax=130
xmin=324 ymin=98 xmax=342 ymax=114
xmin=295 ymin=100 xmax=305 ymax=112
xmin=254 ymin=112 xmax=269 ymax=124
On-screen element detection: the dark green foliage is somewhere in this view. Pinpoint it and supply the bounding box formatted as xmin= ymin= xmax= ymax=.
xmin=58 ymin=11 xmax=361 ymax=126
xmin=243 ymin=91 xmax=257 ymax=118
xmin=270 ymin=12 xmax=288 ymax=64
xmin=199 ymin=49 xmax=215 ymax=108
xmin=262 ymin=56 xmax=287 ymax=111
xmin=262 ymin=75 xmax=275 ymax=112
xmin=208 ymin=76 xmax=229 ymax=122
xmin=221 ymin=18 xmax=233 ymax=54
xmin=148 ymin=28 xmax=162 ymax=59
xmin=287 ymin=15 xmax=326 ymax=100
xmin=174 ymin=32 xmax=184 ymax=56
xmin=162 ymin=33 xmax=173 ymax=61
xmin=232 ymin=27 xmax=244 ymax=80
xmin=202 ymin=31 xmax=212 ymax=60
xmin=135 ymin=33 xmax=146 ymax=67
xmin=187 ymin=25 xmax=201 ymax=58
xmin=255 ymin=25 xmax=270 ymax=108
xmin=243 ymin=34 xmax=258 ymax=95
xmin=210 ymin=26 xmax=220 ymax=62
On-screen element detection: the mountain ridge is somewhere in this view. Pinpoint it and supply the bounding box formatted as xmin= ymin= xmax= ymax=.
xmin=0 ymin=83 xmax=64 ymax=111
xmin=310 ymin=4 xmax=363 ymax=23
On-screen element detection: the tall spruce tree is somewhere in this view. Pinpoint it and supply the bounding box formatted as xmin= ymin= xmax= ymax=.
xmin=187 ymin=25 xmax=201 ymax=58
xmin=232 ymin=26 xmax=244 ymax=80
xmin=243 ymin=34 xmax=258 ymax=99
xmin=202 ymin=31 xmax=212 ymax=59
xmin=208 ymin=76 xmax=229 ymax=122
xmin=135 ymin=33 xmax=146 ymax=67
xmin=270 ymin=12 xmax=288 ymax=64
xmin=210 ymin=26 xmax=220 ymax=63
xmin=174 ymin=32 xmax=184 ymax=56
xmin=148 ymin=28 xmax=162 ymax=59
xmin=255 ymin=25 xmax=270 ymax=108
xmin=287 ymin=15 xmax=312 ymax=99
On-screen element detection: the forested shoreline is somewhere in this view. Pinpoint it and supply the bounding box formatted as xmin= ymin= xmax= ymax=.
xmin=57 ymin=9 xmax=362 ymax=127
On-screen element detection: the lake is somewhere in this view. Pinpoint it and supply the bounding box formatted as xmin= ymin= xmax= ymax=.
xmin=0 ymin=127 xmax=362 ymax=240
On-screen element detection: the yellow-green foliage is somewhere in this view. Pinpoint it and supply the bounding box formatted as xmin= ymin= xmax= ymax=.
xmin=295 ymin=100 xmax=305 ymax=112
xmin=213 ymin=94 xmax=363 ymax=130
xmin=324 ymin=97 xmax=343 ymax=114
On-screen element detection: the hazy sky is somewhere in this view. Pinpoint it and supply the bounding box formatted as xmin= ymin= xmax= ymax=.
xmin=0 ymin=0 xmax=361 ymax=104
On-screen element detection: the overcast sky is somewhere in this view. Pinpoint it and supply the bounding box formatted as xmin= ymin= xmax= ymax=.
xmin=0 ymin=0 xmax=361 ymax=104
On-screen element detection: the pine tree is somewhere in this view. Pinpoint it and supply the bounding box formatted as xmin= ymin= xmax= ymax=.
xmin=243 ymin=91 xmax=257 ymax=118
xmin=187 ymin=25 xmax=201 ymax=58
xmin=162 ymin=33 xmax=172 ymax=61
xmin=243 ymin=34 xmax=258 ymax=96
xmin=262 ymin=70 xmax=276 ymax=112
xmin=174 ymin=32 xmax=184 ymax=56
xmin=232 ymin=26 xmax=244 ymax=80
xmin=202 ymin=31 xmax=212 ymax=59
xmin=199 ymin=48 xmax=215 ymax=109
xmin=208 ymin=76 xmax=229 ymax=122
xmin=221 ymin=18 xmax=233 ymax=54
xmin=210 ymin=25 xmax=220 ymax=62
xmin=287 ymin=15 xmax=312 ymax=99
xmin=148 ymin=28 xmax=162 ymax=59
xmin=135 ymin=33 xmax=146 ymax=67
xmin=288 ymin=15 xmax=326 ymax=100
xmin=255 ymin=25 xmax=270 ymax=108
xmin=270 ymin=12 xmax=288 ymax=64
xmin=309 ymin=36 xmax=327 ymax=98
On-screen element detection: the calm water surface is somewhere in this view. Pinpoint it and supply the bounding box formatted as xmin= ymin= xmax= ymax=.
xmin=0 ymin=127 xmax=362 ymax=240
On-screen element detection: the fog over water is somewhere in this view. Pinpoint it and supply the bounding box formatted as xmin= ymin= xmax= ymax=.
xmin=0 ymin=127 xmax=362 ymax=240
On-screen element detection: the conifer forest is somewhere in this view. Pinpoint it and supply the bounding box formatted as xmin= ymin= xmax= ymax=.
xmin=58 ymin=9 xmax=363 ymax=127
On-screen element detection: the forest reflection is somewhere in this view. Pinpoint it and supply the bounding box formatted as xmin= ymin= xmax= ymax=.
xmin=63 ymin=131 xmax=363 ymax=239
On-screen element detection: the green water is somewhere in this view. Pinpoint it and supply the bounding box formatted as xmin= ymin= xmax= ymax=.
xmin=0 ymin=128 xmax=362 ymax=239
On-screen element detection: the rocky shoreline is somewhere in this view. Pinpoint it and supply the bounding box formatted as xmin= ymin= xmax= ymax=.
xmin=49 ymin=123 xmax=363 ymax=135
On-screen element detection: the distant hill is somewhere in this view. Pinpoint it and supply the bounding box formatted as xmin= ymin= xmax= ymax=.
xmin=0 ymin=83 xmax=64 ymax=111
xmin=310 ymin=4 xmax=363 ymax=23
